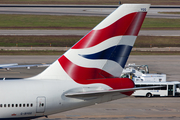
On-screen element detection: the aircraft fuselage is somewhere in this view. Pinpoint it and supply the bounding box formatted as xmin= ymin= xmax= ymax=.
xmin=0 ymin=79 xmax=128 ymax=119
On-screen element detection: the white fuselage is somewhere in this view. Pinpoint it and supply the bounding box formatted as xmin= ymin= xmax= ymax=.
xmin=0 ymin=79 xmax=127 ymax=119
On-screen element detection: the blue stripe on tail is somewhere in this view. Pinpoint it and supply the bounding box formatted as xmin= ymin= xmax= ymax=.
xmin=80 ymin=45 xmax=132 ymax=68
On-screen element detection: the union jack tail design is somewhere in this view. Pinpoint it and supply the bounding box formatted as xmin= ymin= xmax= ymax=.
xmin=31 ymin=4 xmax=150 ymax=83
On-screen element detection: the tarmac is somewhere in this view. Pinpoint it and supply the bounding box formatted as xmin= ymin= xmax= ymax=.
xmin=1 ymin=55 xmax=180 ymax=81
xmin=0 ymin=55 xmax=180 ymax=120
xmin=36 ymin=97 xmax=180 ymax=120
xmin=0 ymin=30 xmax=180 ymax=36
xmin=0 ymin=5 xmax=180 ymax=18
xmin=1 ymin=47 xmax=180 ymax=52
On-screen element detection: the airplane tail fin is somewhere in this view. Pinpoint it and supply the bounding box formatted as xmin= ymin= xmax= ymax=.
xmin=30 ymin=4 xmax=150 ymax=80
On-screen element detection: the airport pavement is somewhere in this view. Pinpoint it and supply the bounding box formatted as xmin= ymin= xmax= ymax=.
xmin=0 ymin=55 xmax=180 ymax=120
xmin=1 ymin=47 xmax=180 ymax=52
xmin=0 ymin=4 xmax=180 ymax=8
xmin=132 ymin=47 xmax=180 ymax=51
xmin=0 ymin=47 xmax=70 ymax=51
xmin=0 ymin=55 xmax=179 ymax=81
xmin=0 ymin=30 xmax=88 ymax=36
xmin=0 ymin=30 xmax=180 ymax=36
xmin=0 ymin=5 xmax=180 ymax=18
xmin=139 ymin=30 xmax=180 ymax=36
xmin=36 ymin=97 xmax=180 ymax=120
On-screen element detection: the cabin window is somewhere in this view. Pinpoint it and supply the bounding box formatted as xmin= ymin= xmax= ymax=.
xmin=0 ymin=103 xmax=33 ymax=108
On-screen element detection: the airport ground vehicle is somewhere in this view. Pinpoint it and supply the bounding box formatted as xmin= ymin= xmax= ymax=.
xmin=133 ymin=81 xmax=180 ymax=97
xmin=122 ymin=63 xmax=166 ymax=82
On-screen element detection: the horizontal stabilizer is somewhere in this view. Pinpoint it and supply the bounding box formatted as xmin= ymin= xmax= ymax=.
xmin=65 ymin=86 xmax=161 ymax=97
xmin=0 ymin=64 xmax=50 ymax=69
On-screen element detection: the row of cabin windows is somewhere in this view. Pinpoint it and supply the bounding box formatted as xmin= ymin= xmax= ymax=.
xmin=0 ymin=103 xmax=33 ymax=108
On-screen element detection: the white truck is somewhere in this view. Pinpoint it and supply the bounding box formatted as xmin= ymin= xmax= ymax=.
xmin=122 ymin=63 xmax=166 ymax=82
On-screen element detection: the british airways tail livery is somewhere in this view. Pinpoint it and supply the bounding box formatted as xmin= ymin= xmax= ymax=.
xmin=0 ymin=4 xmax=150 ymax=120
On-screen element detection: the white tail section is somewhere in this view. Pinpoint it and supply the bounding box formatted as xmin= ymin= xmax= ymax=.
xmin=30 ymin=4 xmax=150 ymax=80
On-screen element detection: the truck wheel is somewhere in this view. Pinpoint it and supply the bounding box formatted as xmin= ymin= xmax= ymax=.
xmin=146 ymin=93 xmax=152 ymax=98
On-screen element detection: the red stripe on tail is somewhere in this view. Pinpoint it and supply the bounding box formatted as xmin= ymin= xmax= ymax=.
xmin=58 ymin=55 xmax=134 ymax=96
xmin=72 ymin=12 xmax=147 ymax=49
xmin=58 ymin=55 xmax=113 ymax=80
